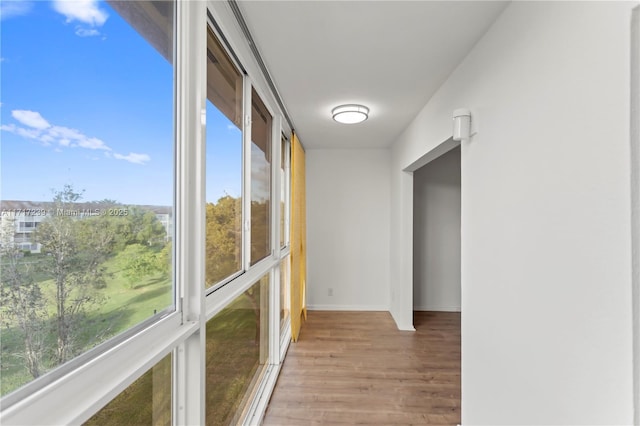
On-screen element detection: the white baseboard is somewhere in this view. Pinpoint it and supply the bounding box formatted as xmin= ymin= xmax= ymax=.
xmin=413 ymin=306 xmax=461 ymax=312
xmin=396 ymin=323 xmax=416 ymax=331
xmin=306 ymin=304 xmax=389 ymax=311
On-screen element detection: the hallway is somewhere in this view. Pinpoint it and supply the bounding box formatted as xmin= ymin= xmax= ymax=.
xmin=263 ymin=311 xmax=461 ymax=425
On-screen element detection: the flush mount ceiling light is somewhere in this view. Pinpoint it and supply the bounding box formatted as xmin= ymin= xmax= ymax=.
xmin=331 ymin=104 xmax=369 ymax=124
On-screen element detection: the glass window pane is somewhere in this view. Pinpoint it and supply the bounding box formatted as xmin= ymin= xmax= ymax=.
xmin=206 ymin=275 xmax=270 ymax=425
xmin=279 ymin=137 xmax=285 ymax=247
xmin=280 ymin=258 xmax=290 ymax=329
xmin=250 ymin=89 xmax=272 ymax=265
xmin=280 ymin=137 xmax=290 ymax=249
xmin=205 ymin=27 xmax=243 ymax=288
xmin=84 ymin=353 xmax=172 ymax=426
xmin=0 ymin=0 xmax=174 ymax=396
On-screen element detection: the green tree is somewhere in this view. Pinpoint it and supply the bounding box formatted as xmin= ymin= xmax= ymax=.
xmin=0 ymin=217 xmax=47 ymax=378
xmin=156 ymin=241 xmax=172 ymax=279
xmin=35 ymin=185 xmax=107 ymax=364
xmin=250 ymin=200 xmax=269 ymax=264
xmin=76 ymin=215 xmax=117 ymax=289
xmin=115 ymin=244 xmax=158 ymax=288
xmin=206 ymin=196 xmax=242 ymax=286
xmin=117 ymin=207 xmax=166 ymax=249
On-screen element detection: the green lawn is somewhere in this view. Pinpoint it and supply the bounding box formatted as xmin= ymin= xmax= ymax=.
xmin=2 ymin=258 xmax=267 ymax=426
xmin=0 ymin=254 xmax=171 ymax=396
xmin=205 ymin=292 xmax=264 ymax=426
xmin=84 ymin=353 xmax=172 ymax=426
xmin=83 ymin=292 xmax=265 ymax=426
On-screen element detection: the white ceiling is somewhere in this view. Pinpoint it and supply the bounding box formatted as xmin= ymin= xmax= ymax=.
xmin=238 ymin=1 xmax=509 ymax=149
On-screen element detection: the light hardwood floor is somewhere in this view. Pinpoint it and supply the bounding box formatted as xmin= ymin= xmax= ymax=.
xmin=262 ymin=311 xmax=461 ymax=425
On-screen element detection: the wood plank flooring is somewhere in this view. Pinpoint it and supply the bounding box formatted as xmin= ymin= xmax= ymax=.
xmin=262 ymin=311 xmax=461 ymax=425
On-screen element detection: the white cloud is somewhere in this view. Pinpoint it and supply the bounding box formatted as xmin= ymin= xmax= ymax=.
xmin=52 ymin=0 xmax=108 ymax=26
xmin=40 ymin=134 xmax=55 ymax=144
xmin=75 ymin=27 xmax=100 ymax=37
xmin=0 ymin=1 xmax=33 ymax=21
xmin=12 ymin=110 xmax=51 ymax=129
xmin=2 ymin=109 xmax=112 ymax=152
xmin=1 ymin=123 xmax=42 ymax=140
xmin=78 ymin=137 xmax=109 ymax=151
xmin=19 ymin=128 xmax=42 ymax=140
xmin=113 ymin=152 xmax=151 ymax=165
xmin=3 ymin=109 xmax=146 ymax=166
xmin=48 ymin=125 xmax=84 ymax=141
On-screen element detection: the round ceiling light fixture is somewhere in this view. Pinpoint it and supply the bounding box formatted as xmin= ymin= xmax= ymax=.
xmin=331 ymin=104 xmax=369 ymax=124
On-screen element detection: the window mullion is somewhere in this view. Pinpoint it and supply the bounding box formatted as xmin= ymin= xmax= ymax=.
xmin=270 ymin=116 xmax=282 ymax=364
xmin=272 ymin=116 xmax=282 ymax=258
xmin=174 ymin=1 xmax=207 ymax=425
xmin=243 ymin=77 xmax=252 ymax=272
xmin=283 ymin=137 xmax=291 ymax=249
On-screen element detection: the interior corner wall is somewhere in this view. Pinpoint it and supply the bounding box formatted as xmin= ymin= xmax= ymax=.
xmin=306 ymin=149 xmax=390 ymax=311
xmin=413 ymin=146 xmax=461 ymax=312
xmin=390 ymin=1 xmax=637 ymax=424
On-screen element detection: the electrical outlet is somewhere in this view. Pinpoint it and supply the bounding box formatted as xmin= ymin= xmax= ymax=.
xmin=328 ymin=288 xmax=333 ymax=297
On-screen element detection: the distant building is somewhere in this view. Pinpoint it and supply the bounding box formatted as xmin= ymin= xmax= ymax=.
xmin=0 ymin=200 xmax=173 ymax=254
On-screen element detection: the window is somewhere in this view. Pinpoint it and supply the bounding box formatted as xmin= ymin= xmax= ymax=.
xmin=205 ymin=27 xmax=244 ymax=288
xmin=202 ymin=25 xmax=280 ymax=425
xmin=250 ymin=88 xmax=273 ymax=265
xmin=84 ymin=353 xmax=172 ymax=426
xmin=1 ymin=4 xmax=293 ymax=424
xmin=0 ymin=0 xmax=174 ymax=397
xmin=206 ymin=275 xmax=270 ymax=425
xmin=280 ymin=135 xmax=291 ymax=248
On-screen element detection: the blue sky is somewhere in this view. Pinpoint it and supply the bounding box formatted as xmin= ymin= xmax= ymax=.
xmin=1 ymin=0 xmax=242 ymax=206
xmin=206 ymin=101 xmax=243 ymax=201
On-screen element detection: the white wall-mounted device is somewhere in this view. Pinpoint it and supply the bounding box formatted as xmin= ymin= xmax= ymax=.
xmin=452 ymin=108 xmax=472 ymax=142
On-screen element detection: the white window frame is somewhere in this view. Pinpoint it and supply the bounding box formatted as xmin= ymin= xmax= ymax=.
xmin=0 ymin=1 xmax=295 ymax=424
xmin=281 ymin=134 xmax=292 ymax=251
xmin=204 ymin=16 xmax=247 ymax=293
xmin=0 ymin=1 xmax=196 ymax=424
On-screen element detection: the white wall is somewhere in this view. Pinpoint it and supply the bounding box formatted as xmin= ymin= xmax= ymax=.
xmin=413 ymin=146 xmax=461 ymax=312
xmin=631 ymin=7 xmax=640 ymax=423
xmin=390 ymin=1 xmax=637 ymax=424
xmin=306 ymin=149 xmax=390 ymax=310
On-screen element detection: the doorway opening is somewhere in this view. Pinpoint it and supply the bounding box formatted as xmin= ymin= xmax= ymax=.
xmin=410 ymin=142 xmax=461 ymax=422
xmin=413 ymin=145 xmax=461 ymax=314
